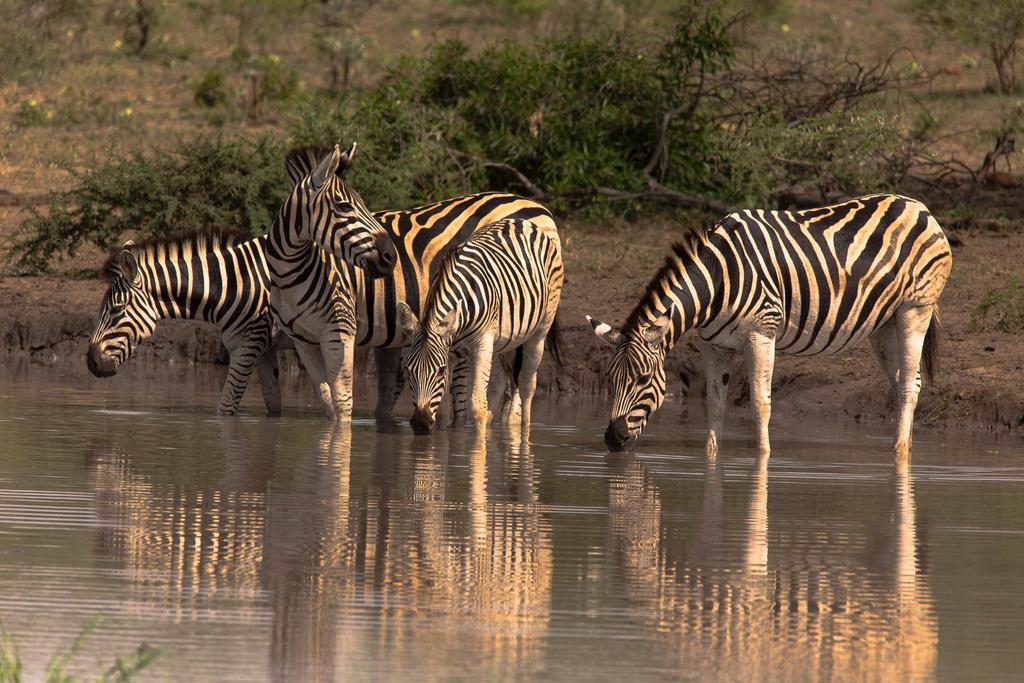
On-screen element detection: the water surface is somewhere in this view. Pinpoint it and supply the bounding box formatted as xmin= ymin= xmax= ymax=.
xmin=2 ymin=361 xmax=1023 ymax=681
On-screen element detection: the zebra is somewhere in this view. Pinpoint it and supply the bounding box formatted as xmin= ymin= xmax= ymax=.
xmin=399 ymin=217 xmax=563 ymax=434
xmin=587 ymin=194 xmax=953 ymax=460
xmin=266 ymin=142 xmax=399 ymax=419
xmin=87 ymin=232 xmax=281 ymax=415
xmin=276 ymin=146 xmax=559 ymax=425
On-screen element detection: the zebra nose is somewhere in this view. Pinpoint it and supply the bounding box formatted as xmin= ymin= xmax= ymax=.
xmin=604 ymin=417 xmax=634 ymax=452
xmin=368 ymin=233 xmax=397 ymax=278
xmin=410 ymin=408 xmax=435 ymax=435
xmin=86 ymin=343 xmax=117 ymax=378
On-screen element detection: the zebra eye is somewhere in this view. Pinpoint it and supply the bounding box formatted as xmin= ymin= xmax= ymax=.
xmin=437 ymin=364 xmax=447 ymax=376
xmin=332 ymin=201 xmax=354 ymax=215
xmin=636 ymin=373 xmax=652 ymax=386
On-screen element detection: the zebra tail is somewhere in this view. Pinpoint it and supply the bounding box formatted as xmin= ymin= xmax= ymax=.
xmin=546 ymin=317 xmax=563 ymax=371
xmin=922 ymin=309 xmax=939 ymax=385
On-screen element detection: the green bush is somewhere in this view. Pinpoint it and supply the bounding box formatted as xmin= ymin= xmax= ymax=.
xmin=972 ymin=274 xmax=1024 ymax=332
xmin=192 ymin=69 xmax=229 ymax=108
xmin=7 ymin=136 xmax=288 ymax=273
xmin=714 ymin=110 xmax=905 ymax=206
xmin=290 ymin=6 xmax=733 ymax=212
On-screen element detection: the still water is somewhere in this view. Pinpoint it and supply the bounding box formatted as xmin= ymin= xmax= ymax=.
xmin=2 ymin=361 xmax=1024 ymax=681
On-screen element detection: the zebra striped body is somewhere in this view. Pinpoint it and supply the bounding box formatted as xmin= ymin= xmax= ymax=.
xmin=589 ymin=194 xmax=952 ymax=458
xmin=267 ymin=144 xmax=398 ymax=419
xmin=87 ymin=233 xmax=280 ymax=415
xmin=275 ymin=146 xmax=559 ymax=424
xmin=400 ymin=218 xmax=564 ymax=433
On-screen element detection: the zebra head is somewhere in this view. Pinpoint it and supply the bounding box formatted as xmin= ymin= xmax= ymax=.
xmin=398 ymin=301 xmax=462 ymax=434
xmin=87 ymin=241 xmax=159 ymax=378
xmin=281 ymin=143 xmax=397 ymax=278
xmin=588 ymin=306 xmax=675 ymax=451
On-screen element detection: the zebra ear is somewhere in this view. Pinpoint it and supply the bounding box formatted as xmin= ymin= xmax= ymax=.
xmin=435 ymin=301 xmax=461 ymax=338
xmin=311 ymin=144 xmax=342 ymax=189
xmin=587 ymin=315 xmax=622 ymax=347
xmin=397 ymin=302 xmax=421 ymax=342
xmin=642 ymin=305 xmax=675 ymax=349
xmin=117 ymin=244 xmax=139 ymax=281
xmin=337 ymin=142 xmax=357 ymax=178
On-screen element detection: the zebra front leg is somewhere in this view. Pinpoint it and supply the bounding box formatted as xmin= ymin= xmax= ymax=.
xmin=699 ymin=342 xmax=731 ymax=458
xmin=515 ymin=332 xmax=547 ymax=428
xmin=449 ymin=351 xmax=471 ymax=426
xmin=320 ymin=332 xmax=356 ymax=421
xmin=373 ymin=347 xmax=404 ymax=432
xmin=217 ymin=336 xmax=260 ymax=416
xmin=893 ymin=305 xmax=933 ymax=461
xmin=292 ymin=339 xmax=334 ymax=417
xmin=467 ymin=333 xmax=496 ymax=428
xmin=743 ymin=330 xmax=776 ymax=457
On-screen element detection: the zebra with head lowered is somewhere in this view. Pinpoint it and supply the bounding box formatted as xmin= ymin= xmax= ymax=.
xmin=87 ymin=232 xmax=280 ymax=415
xmin=274 ymin=146 xmax=559 ymax=425
xmin=588 ymin=194 xmax=952 ymax=460
xmin=399 ymin=217 xmax=563 ymax=434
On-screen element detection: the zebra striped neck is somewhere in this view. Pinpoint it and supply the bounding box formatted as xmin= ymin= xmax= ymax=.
xmin=623 ymin=236 xmax=722 ymax=349
xmin=131 ymin=234 xmax=270 ymax=327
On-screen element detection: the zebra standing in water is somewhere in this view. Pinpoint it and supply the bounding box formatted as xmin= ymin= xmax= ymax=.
xmin=588 ymin=194 xmax=952 ymax=460
xmin=275 ymin=146 xmax=559 ymax=424
xmin=266 ymin=143 xmax=399 ymax=419
xmin=87 ymin=233 xmax=280 ymax=415
xmin=399 ymin=217 xmax=563 ymax=434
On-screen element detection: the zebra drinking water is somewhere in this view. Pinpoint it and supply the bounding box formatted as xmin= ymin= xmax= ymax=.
xmin=275 ymin=146 xmax=560 ymax=425
xmin=588 ymin=194 xmax=952 ymax=460
xmin=87 ymin=233 xmax=280 ymax=415
xmin=399 ymin=217 xmax=564 ymax=434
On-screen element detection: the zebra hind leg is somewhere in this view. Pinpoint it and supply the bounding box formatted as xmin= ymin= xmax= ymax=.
xmin=893 ymin=305 xmax=934 ymax=461
xmin=743 ymin=330 xmax=776 ymax=457
xmin=292 ymin=339 xmax=334 ymax=417
xmin=515 ymin=332 xmax=547 ymax=428
xmin=373 ymin=347 xmax=404 ymax=432
xmin=699 ymin=342 xmax=731 ymax=459
xmin=870 ymin=317 xmax=901 ymax=399
xmin=257 ymin=348 xmax=282 ymax=416
xmin=497 ymin=353 xmax=522 ymax=425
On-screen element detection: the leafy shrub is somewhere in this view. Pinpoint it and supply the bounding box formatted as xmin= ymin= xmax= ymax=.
xmin=290 ymin=6 xmax=733 ymax=211
xmin=7 ymin=136 xmax=288 ymax=273
xmin=713 ymin=110 xmax=905 ymax=206
xmin=192 ymin=69 xmax=229 ymax=108
xmin=972 ymin=274 xmax=1024 ymax=332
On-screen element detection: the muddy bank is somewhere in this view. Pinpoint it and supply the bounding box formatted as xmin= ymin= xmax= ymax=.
xmin=2 ymin=230 xmax=1023 ymax=437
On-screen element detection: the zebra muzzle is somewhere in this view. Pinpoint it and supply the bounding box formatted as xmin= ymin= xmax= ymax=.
xmin=604 ymin=417 xmax=635 ymax=452
xmin=410 ymin=407 xmax=436 ymax=435
xmin=86 ymin=343 xmax=118 ymax=378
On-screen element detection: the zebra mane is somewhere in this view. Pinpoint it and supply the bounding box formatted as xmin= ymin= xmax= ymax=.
xmin=420 ymin=241 xmax=467 ymax=320
xmin=623 ymin=226 xmax=717 ymax=332
xmin=285 ymin=146 xmax=332 ymax=184
xmin=100 ymin=230 xmax=252 ymax=281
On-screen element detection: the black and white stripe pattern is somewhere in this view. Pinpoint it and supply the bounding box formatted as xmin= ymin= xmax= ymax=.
xmin=266 ymin=143 xmax=399 ymax=419
xmin=589 ymin=194 xmax=953 ymax=458
xmin=278 ymin=146 xmax=559 ymax=425
xmin=399 ymin=217 xmax=563 ymax=433
xmin=87 ymin=233 xmax=280 ymax=415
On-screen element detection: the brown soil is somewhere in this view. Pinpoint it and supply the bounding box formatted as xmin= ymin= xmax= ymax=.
xmin=2 ymin=213 xmax=1022 ymax=436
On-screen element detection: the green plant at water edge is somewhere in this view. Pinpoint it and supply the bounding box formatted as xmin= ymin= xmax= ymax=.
xmin=971 ymin=274 xmax=1024 ymax=332
xmin=0 ymin=620 xmax=159 ymax=683
xmin=7 ymin=136 xmax=288 ymax=274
